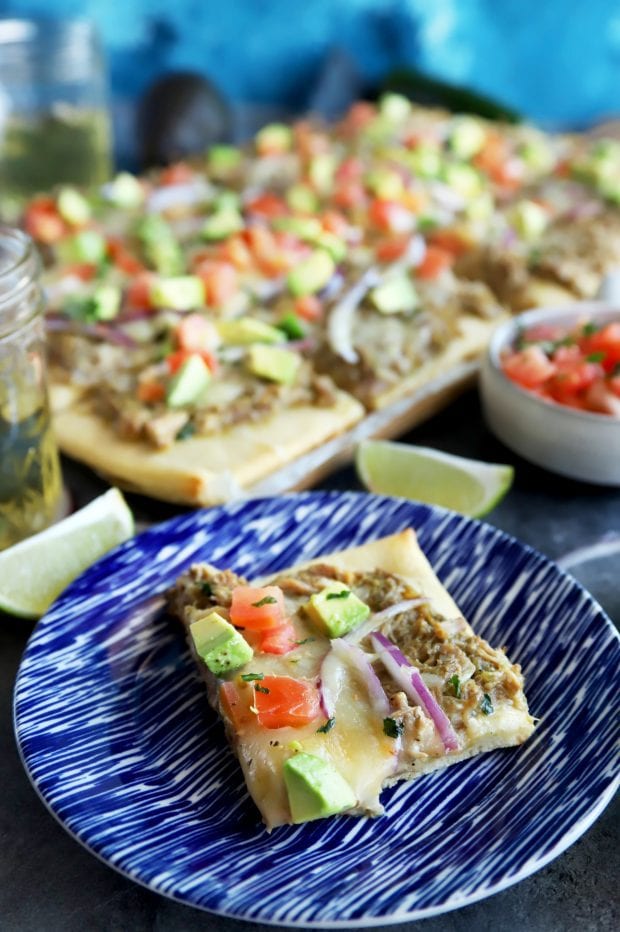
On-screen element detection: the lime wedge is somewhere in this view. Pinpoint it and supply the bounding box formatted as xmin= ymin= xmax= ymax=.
xmin=356 ymin=441 xmax=514 ymax=517
xmin=0 ymin=488 xmax=134 ymax=619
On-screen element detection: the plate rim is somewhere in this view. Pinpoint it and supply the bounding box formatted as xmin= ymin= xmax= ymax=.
xmin=13 ymin=490 xmax=620 ymax=927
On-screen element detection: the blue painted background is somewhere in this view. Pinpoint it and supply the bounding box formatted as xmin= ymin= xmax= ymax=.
xmin=2 ymin=0 xmax=619 ymax=127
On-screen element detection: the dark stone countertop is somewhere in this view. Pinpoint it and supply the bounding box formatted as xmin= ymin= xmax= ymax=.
xmin=1 ymin=389 xmax=618 ymax=932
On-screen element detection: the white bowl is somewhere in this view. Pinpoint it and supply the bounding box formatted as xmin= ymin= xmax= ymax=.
xmin=480 ymin=301 xmax=620 ymax=485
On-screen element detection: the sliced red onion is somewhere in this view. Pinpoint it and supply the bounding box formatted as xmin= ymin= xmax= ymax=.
xmin=45 ymin=317 xmax=138 ymax=348
xmin=345 ymin=598 xmax=428 ymax=644
xmin=146 ymin=179 xmax=213 ymax=213
xmin=319 ymin=647 xmax=344 ymax=718
xmin=327 ymin=266 xmax=381 ymax=363
xmin=370 ymin=632 xmax=460 ymax=751
xmin=285 ymin=337 xmax=317 ymax=354
xmin=331 ymin=638 xmax=390 ymax=718
xmin=390 ymin=234 xmax=426 ymax=273
xmin=318 ymin=270 xmax=345 ymax=302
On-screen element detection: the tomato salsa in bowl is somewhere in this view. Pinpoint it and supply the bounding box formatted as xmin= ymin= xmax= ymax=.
xmin=480 ymin=302 xmax=620 ymax=485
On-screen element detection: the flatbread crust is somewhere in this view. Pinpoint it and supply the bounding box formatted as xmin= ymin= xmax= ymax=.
xmin=52 ymin=389 xmax=365 ymax=505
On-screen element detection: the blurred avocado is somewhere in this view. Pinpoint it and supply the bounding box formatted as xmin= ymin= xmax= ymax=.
xmin=138 ymin=71 xmax=233 ymax=168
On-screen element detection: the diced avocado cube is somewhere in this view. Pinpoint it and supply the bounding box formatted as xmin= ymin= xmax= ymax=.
xmin=407 ymin=145 xmax=443 ymax=179
xmin=284 ymin=753 xmax=356 ymax=823
xmin=273 ymin=216 xmax=323 ymax=240
xmin=379 ymin=93 xmax=412 ymax=123
xmin=105 ymin=172 xmax=145 ymax=208
xmin=510 ymin=200 xmax=549 ymax=241
xmin=217 ymin=316 xmax=285 ymax=345
xmin=246 ymin=344 xmax=301 ymax=385
xmin=465 ymin=191 xmax=494 ymax=221
xmin=277 ymin=312 xmax=305 ymax=341
xmin=255 ymin=123 xmax=293 ymax=153
xmin=90 ymin=284 xmax=121 ymax=321
xmin=287 ymin=250 xmax=336 ymax=297
xmin=305 ymin=584 xmax=370 ymax=637
xmin=166 ymin=354 xmax=211 ymax=408
xmin=308 ymin=153 xmax=336 ymax=195
xmin=213 ymin=190 xmax=241 ymax=212
xmin=57 ymin=187 xmax=91 ymax=226
xmin=442 ymin=163 xmax=483 ymax=199
xmin=286 ymin=183 xmax=319 ymax=213
xmin=364 ymin=167 xmax=405 ymax=200
xmin=448 ymin=116 xmax=486 ymax=159
xmin=201 ymin=207 xmax=244 ymax=241
xmin=189 ymin=610 xmax=253 ymax=675
xmin=518 ymin=137 xmax=555 ymax=174
xmin=136 ymin=215 xmax=183 ymax=275
xmin=370 ymin=275 xmax=419 ymax=315
xmin=207 ymin=145 xmax=243 ymax=177
xmin=57 ymin=229 xmax=107 ymax=265
xmin=150 ymin=275 xmax=205 ymax=311
xmin=313 ymin=231 xmax=347 ymax=263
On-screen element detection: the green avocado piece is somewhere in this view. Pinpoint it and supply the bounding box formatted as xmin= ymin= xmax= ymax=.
xmin=105 ymin=172 xmax=145 ymax=208
xmin=150 ymin=275 xmax=205 ymax=311
xmin=370 ymin=275 xmax=419 ymax=315
xmin=448 ymin=116 xmax=486 ymax=159
xmin=407 ymin=145 xmax=443 ymax=179
xmin=57 ymin=229 xmax=107 ymax=265
xmin=518 ymin=138 xmax=555 ymax=174
xmin=287 ymin=250 xmax=336 ymax=297
xmin=89 ymin=284 xmax=121 ymax=321
xmin=283 ymin=752 xmax=356 ymax=823
xmin=136 ymin=214 xmax=183 ymax=275
xmin=286 ymin=183 xmax=319 ymax=213
xmin=255 ymin=123 xmax=293 ymax=153
xmin=189 ymin=610 xmax=253 ymax=675
xmin=364 ymin=167 xmax=405 ymax=200
xmin=201 ymin=207 xmax=244 ymax=241
xmin=57 ymin=187 xmax=91 ymax=226
xmin=166 ymin=354 xmax=211 ymax=408
xmin=306 ymin=584 xmax=370 ymax=638
xmin=277 ymin=312 xmax=305 ymax=340
xmin=246 ymin=344 xmax=301 ymax=385
xmin=217 ymin=316 xmax=285 ymax=345
xmin=510 ymin=200 xmax=549 ymax=241
xmin=442 ymin=162 xmax=483 ymax=199
xmin=273 ymin=216 xmax=323 ymax=240
xmin=379 ymin=92 xmax=412 ymax=123
xmin=308 ymin=153 xmax=336 ymax=195
xmin=207 ymin=144 xmax=243 ymax=178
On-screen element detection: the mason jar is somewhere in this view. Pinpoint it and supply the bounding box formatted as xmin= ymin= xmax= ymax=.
xmin=0 ymin=227 xmax=61 ymax=549
xmin=0 ymin=18 xmax=113 ymax=217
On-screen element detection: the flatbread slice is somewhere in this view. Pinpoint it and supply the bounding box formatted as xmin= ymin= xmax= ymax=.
xmin=52 ymin=388 xmax=364 ymax=505
xmin=168 ymin=529 xmax=535 ymax=829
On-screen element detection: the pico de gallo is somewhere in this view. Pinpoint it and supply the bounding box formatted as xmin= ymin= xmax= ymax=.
xmin=501 ymin=317 xmax=620 ymax=416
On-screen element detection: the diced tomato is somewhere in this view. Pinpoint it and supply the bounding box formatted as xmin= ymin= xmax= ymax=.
xmin=24 ymin=197 xmax=67 ymax=244
xmin=374 ymin=235 xmax=410 ymax=263
xmin=332 ymin=181 xmax=367 ymax=211
xmin=246 ymin=192 xmax=288 ymax=218
xmin=293 ymin=120 xmax=329 ymax=158
xmin=340 ymin=101 xmax=377 ymax=135
xmin=243 ymin=226 xmax=290 ymax=277
xmin=125 ymin=272 xmax=156 ymax=310
xmin=62 ymin=263 xmax=98 ymax=282
xmin=547 ymin=360 xmax=600 ymax=402
xmin=294 ymin=294 xmax=324 ymax=321
xmin=253 ymin=675 xmax=321 ymax=729
xmin=260 ymin=622 xmax=297 ymax=655
xmin=609 ymin=373 xmax=620 ymax=397
xmin=427 ymin=228 xmax=471 ymax=258
xmin=473 ymin=132 xmax=522 ymax=189
xmin=368 ymin=198 xmax=413 ymax=233
xmin=416 ymin=245 xmax=453 ymax=279
xmin=502 ymin=346 xmax=557 ymax=388
xmin=194 ymin=259 xmax=238 ymax=307
xmin=159 ymin=163 xmax=195 ymax=186
xmin=166 ymin=348 xmax=217 ymax=375
xmin=552 ymin=344 xmax=582 ymax=366
xmin=176 ymin=313 xmax=219 ymax=353
xmin=521 ymin=324 xmax=566 ymax=344
xmin=320 ymin=210 xmax=349 ymax=238
xmin=215 ymin=234 xmax=253 ymax=270
xmin=229 ymin=586 xmax=286 ymax=632
xmin=219 ymin=681 xmax=253 ymax=731
xmin=137 ymin=380 xmax=165 ymax=404
xmin=335 ymin=156 xmax=364 ymax=184
xmin=584 ymin=380 xmax=620 ymax=416
xmin=580 ymin=323 xmax=620 ymax=372
xmin=107 ymin=237 xmax=146 ymax=275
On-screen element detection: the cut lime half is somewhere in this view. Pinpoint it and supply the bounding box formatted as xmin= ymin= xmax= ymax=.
xmin=0 ymin=488 xmax=134 ymax=619
xmin=356 ymin=441 xmax=514 ymax=517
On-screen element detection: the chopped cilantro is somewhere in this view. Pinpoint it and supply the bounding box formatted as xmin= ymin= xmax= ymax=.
xmin=241 ymin=672 xmax=264 ymax=682
xmin=326 ymin=590 xmax=350 ymax=600
xmin=254 ymin=684 xmax=270 ymax=694
xmin=317 ymin=717 xmax=335 ymax=733
xmin=449 ymin=674 xmax=461 ymax=699
xmin=585 ymin=351 xmax=605 ymax=363
xmin=295 ymin=637 xmax=316 ymax=646
xmin=251 ymin=595 xmax=278 ymax=607
xmin=582 ymin=321 xmax=599 ymax=336
xmin=200 ymin=581 xmax=212 ymax=595
xmin=383 ymin=717 xmax=404 ymax=739
xmin=480 ymin=693 xmax=494 ymax=715
xmin=613 ymin=362 xmax=620 ymax=376
xmin=176 ymin=421 xmax=196 ymax=441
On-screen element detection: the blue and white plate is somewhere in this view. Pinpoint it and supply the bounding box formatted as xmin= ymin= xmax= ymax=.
xmin=14 ymin=492 xmax=619 ymax=927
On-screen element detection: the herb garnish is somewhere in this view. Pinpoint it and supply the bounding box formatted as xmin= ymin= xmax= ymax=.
xmin=295 ymin=637 xmax=316 ymax=646
xmin=449 ymin=674 xmax=461 ymax=699
xmin=326 ymin=590 xmax=350 ymax=600
xmin=582 ymin=321 xmax=599 ymax=336
xmin=251 ymin=595 xmax=278 ymax=607
xmin=176 ymin=421 xmax=196 ymax=441
xmin=200 ymin=581 xmax=212 ymax=595
xmin=254 ymin=684 xmax=270 ymax=694
xmin=383 ymin=717 xmax=404 ymax=739
xmin=585 ymin=351 xmax=605 ymax=363
xmin=317 ymin=717 xmax=336 ymax=733
xmin=480 ymin=693 xmax=494 ymax=715
xmin=241 ymin=672 xmax=264 ymax=682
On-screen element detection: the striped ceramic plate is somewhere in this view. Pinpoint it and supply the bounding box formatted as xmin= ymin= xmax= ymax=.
xmin=14 ymin=492 xmax=619 ymax=926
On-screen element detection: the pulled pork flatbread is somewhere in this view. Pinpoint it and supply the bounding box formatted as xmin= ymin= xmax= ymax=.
xmin=167 ymin=530 xmax=535 ymax=829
